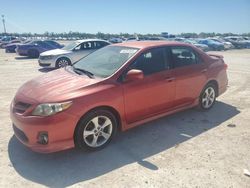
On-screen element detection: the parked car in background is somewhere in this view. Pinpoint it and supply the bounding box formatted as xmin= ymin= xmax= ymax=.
xmin=172 ymin=38 xmax=209 ymax=51
xmin=38 ymin=39 xmax=110 ymax=68
xmin=224 ymin=36 xmax=250 ymax=49
xmin=146 ymin=36 xmax=168 ymax=41
xmin=5 ymin=39 xmax=29 ymax=53
xmin=125 ymin=37 xmax=139 ymax=41
xmin=109 ymin=38 xmax=123 ymax=43
xmin=2 ymin=39 xmax=22 ymax=50
xmin=16 ymin=40 xmax=63 ymax=58
xmin=10 ymin=41 xmax=228 ymax=153
xmin=198 ymin=39 xmax=224 ymax=51
xmin=209 ymin=38 xmax=234 ymax=50
xmin=0 ymin=36 xmax=17 ymax=48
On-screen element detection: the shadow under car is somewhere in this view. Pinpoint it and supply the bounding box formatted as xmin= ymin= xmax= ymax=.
xmin=8 ymin=101 xmax=240 ymax=188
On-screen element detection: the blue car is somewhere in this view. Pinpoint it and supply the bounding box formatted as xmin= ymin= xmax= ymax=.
xmin=198 ymin=39 xmax=224 ymax=51
xmin=16 ymin=40 xmax=63 ymax=58
xmin=5 ymin=40 xmax=30 ymax=53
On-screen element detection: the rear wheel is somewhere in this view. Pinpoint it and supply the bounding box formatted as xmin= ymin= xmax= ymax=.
xmin=28 ymin=49 xmax=39 ymax=58
xmin=56 ymin=57 xmax=71 ymax=68
xmin=74 ymin=109 xmax=117 ymax=151
xmin=199 ymin=84 xmax=217 ymax=110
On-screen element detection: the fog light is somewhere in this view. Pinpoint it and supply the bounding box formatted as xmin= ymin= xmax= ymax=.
xmin=37 ymin=132 xmax=48 ymax=145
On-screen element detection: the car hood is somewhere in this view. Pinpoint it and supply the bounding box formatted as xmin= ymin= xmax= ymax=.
xmin=40 ymin=49 xmax=71 ymax=56
xmin=16 ymin=68 xmax=103 ymax=103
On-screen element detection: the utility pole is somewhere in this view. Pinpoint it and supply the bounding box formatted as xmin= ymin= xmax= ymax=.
xmin=2 ymin=15 xmax=6 ymax=33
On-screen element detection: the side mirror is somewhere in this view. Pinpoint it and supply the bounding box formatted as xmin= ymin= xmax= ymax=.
xmin=125 ymin=69 xmax=144 ymax=82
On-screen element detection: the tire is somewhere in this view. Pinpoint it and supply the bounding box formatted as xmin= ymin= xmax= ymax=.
xmin=198 ymin=83 xmax=217 ymax=110
xmin=28 ymin=49 xmax=39 ymax=58
xmin=74 ymin=109 xmax=118 ymax=151
xmin=56 ymin=57 xmax=71 ymax=68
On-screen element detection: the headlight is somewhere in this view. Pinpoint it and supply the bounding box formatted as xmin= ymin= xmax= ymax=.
xmin=40 ymin=55 xmax=54 ymax=60
xmin=32 ymin=101 xmax=72 ymax=116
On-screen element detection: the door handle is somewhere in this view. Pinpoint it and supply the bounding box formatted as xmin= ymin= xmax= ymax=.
xmin=201 ymin=69 xmax=207 ymax=73
xmin=165 ymin=77 xmax=175 ymax=82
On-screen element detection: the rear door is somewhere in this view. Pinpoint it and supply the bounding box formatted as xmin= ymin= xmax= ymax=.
xmin=170 ymin=46 xmax=207 ymax=107
xmin=122 ymin=47 xmax=176 ymax=123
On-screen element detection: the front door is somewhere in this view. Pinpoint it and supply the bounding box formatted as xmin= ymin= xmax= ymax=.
xmin=122 ymin=47 xmax=176 ymax=124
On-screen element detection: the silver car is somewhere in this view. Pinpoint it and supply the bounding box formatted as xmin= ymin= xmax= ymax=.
xmin=38 ymin=39 xmax=110 ymax=68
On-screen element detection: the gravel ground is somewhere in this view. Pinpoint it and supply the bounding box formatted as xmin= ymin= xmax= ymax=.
xmin=0 ymin=48 xmax=250 ymax=188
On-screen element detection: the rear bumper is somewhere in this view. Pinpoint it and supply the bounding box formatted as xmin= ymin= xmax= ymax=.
xmin=218 ymin=85 xmax=227 ymax=96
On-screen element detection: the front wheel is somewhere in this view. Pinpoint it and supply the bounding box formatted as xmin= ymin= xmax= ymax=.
xmin=199 ymin=84 xmax=217 ymax=110
xmin=74 ymin=109 xmax=117 ymax=151
xmin=56 ymin=57 xmax=71 ymax=68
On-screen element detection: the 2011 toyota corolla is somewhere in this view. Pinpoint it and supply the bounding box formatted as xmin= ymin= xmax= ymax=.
xmin=10 ymin=41 xmax=228 ymax=153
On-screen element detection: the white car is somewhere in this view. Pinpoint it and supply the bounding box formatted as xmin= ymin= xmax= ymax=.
xmin=38 ymin=39 xmax=110 ymax=68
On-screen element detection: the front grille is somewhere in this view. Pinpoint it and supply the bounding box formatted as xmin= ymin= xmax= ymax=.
xmin=39 ymin=63 xmax=50 ymax=67
xmin=13 ymin=124 xmax=29 ymax=143
xmin=13 ymin=101 xmax=31 ymax=114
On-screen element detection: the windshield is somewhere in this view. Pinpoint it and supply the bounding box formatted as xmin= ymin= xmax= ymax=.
xmin=63 ymin=41 xmax=79 ymax=50
xmin=73 ymin=46 xmax=139 ymax=78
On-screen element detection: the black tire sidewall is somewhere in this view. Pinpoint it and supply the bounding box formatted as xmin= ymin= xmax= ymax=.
xmin=199 ymin=83 xmax=217 ymax=110
xmin=56 ymin=57 xmax=71 ymax=68
xmin=75 ymin=109 xmax=117 ymax=151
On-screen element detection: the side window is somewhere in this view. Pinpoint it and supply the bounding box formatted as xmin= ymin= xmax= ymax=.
xmin=74 ymin=44 xmax=81 ymax=51
xmin=37 ymin=41 xmax=50 ymax=48
xmin=81 ymin=42 xmax=93 ymax=50
xmin=95 ymin=41 xmax=109 ymax=49
xmin=74 ymin=42 xmax=92 ymax=51
xmin=46 ymin=41 xmax=60 ymax=47
xmin=171 ymin=47 xmax=199 ymax=68
xmin=130 ymin=48 xmax=166 ymax=76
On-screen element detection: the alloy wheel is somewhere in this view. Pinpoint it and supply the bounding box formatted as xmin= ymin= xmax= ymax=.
xmin=83 ymin=115 xmax=113 ymax=147
xmin=58 ymin=59 xmax=69 ymax=68
xmin=201 ymin=86 xmax=215 ymax=109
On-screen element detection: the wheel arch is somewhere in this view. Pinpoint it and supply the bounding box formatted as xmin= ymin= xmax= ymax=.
xmin=56 ymin=56 xmax=72 ymax=64
xmin=73 ymin=105 xmax=122 ymax=146
xmin=205 ymin=79 xmax=219 ymax=97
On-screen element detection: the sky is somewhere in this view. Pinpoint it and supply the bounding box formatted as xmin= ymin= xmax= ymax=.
xmin=0 ymin=0 xmax=250 ymax=34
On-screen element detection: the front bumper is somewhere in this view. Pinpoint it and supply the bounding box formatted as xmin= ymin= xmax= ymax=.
xmin=10 ymin=103 xmax=79 ymax=153
xmin=38 ymin=57 xmax=56 ymax=68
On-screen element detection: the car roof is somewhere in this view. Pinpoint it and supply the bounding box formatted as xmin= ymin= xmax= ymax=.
xmin=76 ymin=39 xmax=109 ymax=43
xmin=112 ymin=41 xmax=193 ymax=49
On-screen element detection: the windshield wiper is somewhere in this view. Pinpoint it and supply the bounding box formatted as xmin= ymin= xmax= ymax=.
xmin=72 ymin=66 xmax=94 ymax=78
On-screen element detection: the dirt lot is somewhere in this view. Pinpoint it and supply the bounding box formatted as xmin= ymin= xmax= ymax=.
xmin=0 ymin=48 xmax=250 ymax=188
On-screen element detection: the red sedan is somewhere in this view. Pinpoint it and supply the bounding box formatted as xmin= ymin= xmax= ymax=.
xmin=10 ymin=41 xmax=228 ymax=153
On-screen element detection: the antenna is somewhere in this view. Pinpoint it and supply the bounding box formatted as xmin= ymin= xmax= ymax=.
xmin=2 ymin=15 xmax=6 ymax=33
